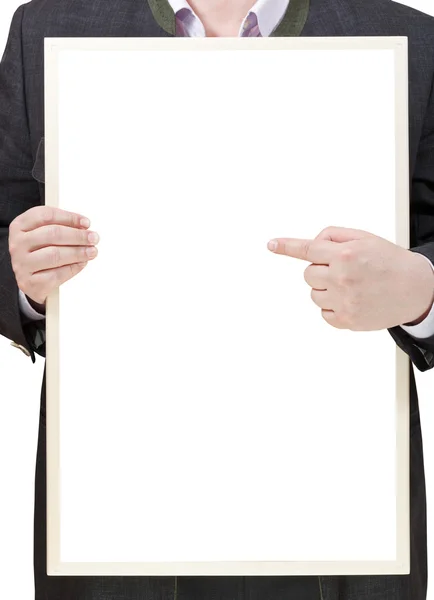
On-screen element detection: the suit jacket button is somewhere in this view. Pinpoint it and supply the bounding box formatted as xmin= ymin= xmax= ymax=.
xmin=11 ymin=341 xmax=31 ymax=357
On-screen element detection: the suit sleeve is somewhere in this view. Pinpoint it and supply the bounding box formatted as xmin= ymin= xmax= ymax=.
xmin=387 ymin=66 xmax=434 ymax=372
xmin=0 ymin=5 xmax=45 ymax=363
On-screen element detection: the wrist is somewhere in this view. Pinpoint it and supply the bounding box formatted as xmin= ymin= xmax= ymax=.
xmin=402 ymin=253 xmax=434 ymax=326
xmin=25 ymin=294 xmax=46 ymax=315
xmin=404 ymin=302 xmax=433 ymax=326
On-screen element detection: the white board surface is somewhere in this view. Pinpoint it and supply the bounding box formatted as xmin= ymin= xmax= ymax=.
xmin=44 ymin=36 xmax=410 ymax=576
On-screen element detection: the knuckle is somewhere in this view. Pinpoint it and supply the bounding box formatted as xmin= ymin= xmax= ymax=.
xmin=12 ymin=256 xmax=24 ymax=275
xmin=339 ymin=309 xmax=353 ymax=328
xmin=71 ymin=213 xmax=81 ymax=228
xmin=8 ymin=239 xmax=17 ymax=255
xmin=328 ymin=315 xmax=343 ymax=329
xmin=8 ymin=231 xmax=22 ymax=255
xmin=344 ymin=298 xmax=359 ymax=319
xmin=16 ymin=274 xmax=27 ymax=291
xmin=339 ymin=274 xmax=351 ymax=286
xmin=321 ymin=226 xmax=333 ymax=236
xmin=9 ymin=219 xmax=19 ymax=236
xmin=301 ymin=239 xmax=311 ymax=259
xmin=339 ymin=308 xmax=349 ymax=323
xmin=336 ymin=271 xmax=353 ymax=287
xmin=316 ymin=226 xmax=334 ymax=240
xmin=340 ymin=247 xmax=354 ymax=262
xmin=49 ymin=245 xmax=61 ymax=267
xmin=42 ymin=206 xmax=55 ymax=223
xmin=47 ymin=224 xmax=60 ymax=242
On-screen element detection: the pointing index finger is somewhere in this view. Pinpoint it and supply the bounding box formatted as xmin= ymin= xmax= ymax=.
xmin=267 ymin=237 xmax=337 ymax=264
xmin=19 ymin=206 xmax=90 ymax=232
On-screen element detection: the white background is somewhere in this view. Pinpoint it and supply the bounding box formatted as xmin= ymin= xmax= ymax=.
xmin=0 ymin=0 xmax=432 ymax=597
xmin=57 ymin=45 xmax=397 ymax=567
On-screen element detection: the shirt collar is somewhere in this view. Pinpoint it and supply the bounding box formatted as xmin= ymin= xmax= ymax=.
xmin=250 ymin=0 xmax=290 ymax=37
xmin=167 ymin=0 xmax=290 ymax=37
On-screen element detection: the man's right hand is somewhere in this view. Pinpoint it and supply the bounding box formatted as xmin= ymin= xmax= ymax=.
xmin=8 ymin=206 xmax=99 ymax=306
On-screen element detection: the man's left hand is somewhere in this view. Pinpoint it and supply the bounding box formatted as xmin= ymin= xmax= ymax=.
xmin=267 ymin=226 xmax=434 ymax=331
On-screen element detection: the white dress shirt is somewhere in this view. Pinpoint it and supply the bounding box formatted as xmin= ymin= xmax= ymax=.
xmin=18 ymin=0 xmax=434 ymax=338
xmin=169 ymin=0 xmax=290 ymax=37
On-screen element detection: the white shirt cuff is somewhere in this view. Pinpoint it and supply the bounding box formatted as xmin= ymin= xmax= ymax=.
xmin=400 ymin=254 xmax=434 ymax=339
xmin=18 ymin=289 xmax=46 ymax=320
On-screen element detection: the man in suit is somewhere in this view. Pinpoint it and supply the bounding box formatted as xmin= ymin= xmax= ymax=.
xmin=1 ymin=0 xmax=434 ymax=598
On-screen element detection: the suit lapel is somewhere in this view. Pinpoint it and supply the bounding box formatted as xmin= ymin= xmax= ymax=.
xmin=272 ymin=0 xmax=310 ymax=37
xmin=147 ymin=0 xmax=176 ymax=35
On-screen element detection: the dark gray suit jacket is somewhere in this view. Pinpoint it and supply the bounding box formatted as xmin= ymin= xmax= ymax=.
xmin=1 ymin=1 xmax=434 ymax=599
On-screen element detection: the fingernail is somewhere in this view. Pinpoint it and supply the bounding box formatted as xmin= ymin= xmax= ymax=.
xmin=268 ymin=240 xmax=278 ymax=251
xmin=86 ymin=247 xmax=98 ymax=258
xmin=88 ymin=232 xmax=99 ymax=244
xmin=80 ymin=217 xmax=90 ymax=228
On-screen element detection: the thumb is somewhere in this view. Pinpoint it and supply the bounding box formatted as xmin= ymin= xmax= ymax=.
xmin=314 ymin=226 xmax=375 ymax=243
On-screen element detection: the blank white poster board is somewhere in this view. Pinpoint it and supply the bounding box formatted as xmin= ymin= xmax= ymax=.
xmin=44 ymin=36 xmax=410 ymax=576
